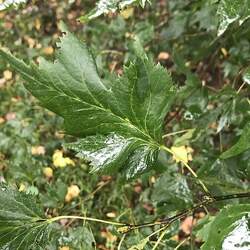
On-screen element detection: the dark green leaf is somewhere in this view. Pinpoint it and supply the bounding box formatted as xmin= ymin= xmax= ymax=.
xmin=201 ymin=204 xmax=250 ymax=250
xmin=217 ymin=0 xmax=250 ymax=36
xmin=151 ymin=168 xmax=193 ymax=213
xmin=198 ymin=159 xmax=249 ymax=192
xmin=0 ymin=25 xmax=176 ymax=178
xmin=0 ymin=183 xmax=55 ymax=250
xmin=59 ymin=226 xmax=96 ymax=250
xmin=221 ymin=122 xmax=250 ymax=159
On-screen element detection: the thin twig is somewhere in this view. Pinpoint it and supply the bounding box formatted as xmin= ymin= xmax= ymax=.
xmin=174 ymin=237 xmax=190 ymax=250
xmin=152 ymin=226 xmax=169 ymax=250
xmin=119 ymin=192 xmax=250 ymax=232
xmin=162 ymin=129 xmax=193 ymax=138
xmin=42 ymin=192 xmax=250 ymax=236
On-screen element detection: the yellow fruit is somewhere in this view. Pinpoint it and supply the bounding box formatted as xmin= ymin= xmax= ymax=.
xmin=106 ymin=212 xmax=116 ymax=218
xmin=43 ymin=167 xmax=53 ymax=178
xmin=43 ymin=46 xmax=54 ymax=55
xmin=65 ymin=185 xmax=80 ymax=202
xmin=59 ymin=247 xmax=70 ymax=250
xmin=19 ymin=183 xmax=26 ymax=192
xmin=52 ymin=150 xmax=75 ymax=168
xmin=3 ymin=70 xmax=12 ymax=80
xmin=31 ymin=145 xmax=45 ymax=155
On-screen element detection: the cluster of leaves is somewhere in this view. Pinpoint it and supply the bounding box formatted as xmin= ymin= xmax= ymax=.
xmin=0 ymin=0 xmax=250 ymax=249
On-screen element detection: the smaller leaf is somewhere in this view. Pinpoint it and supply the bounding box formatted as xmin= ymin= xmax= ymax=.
xmin=152 ymin=169 xmax=193 ymax=213
xmin=59 ymin=226 xmax=96 ymax=250
xmin=198 ymin=159 xmax=249 ymax=192
xmin=221 ymin=122 xmax=250 ymax=159
xmin=201 ymin=204 xmax=250 ymax=250
xmin=173 ymin=129 xmax=195 ymax=146
xmin=0 ymin=183 xmax=57 ymax=249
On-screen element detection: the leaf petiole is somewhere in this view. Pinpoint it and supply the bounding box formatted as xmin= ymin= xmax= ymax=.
xmin=47 ymin=215 xmax=127 ymax=227
xmin=160 ymin=145 xmax=210 ymax=194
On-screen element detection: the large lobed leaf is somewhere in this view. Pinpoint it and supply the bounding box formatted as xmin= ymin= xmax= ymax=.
xmin=0 ymin=24 xmax=176 ymax=179
xmin=0 ymin=183 xmax=55 ymax=250
xmin=201 ymin=204 xmax=250 ymax=250
xmin=217 ymin=0 xmax=250 ymax=36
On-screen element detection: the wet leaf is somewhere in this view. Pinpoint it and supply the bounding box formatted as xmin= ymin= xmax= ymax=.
xmin=201 ymin=204 xmax=250 ymax=250
xmin=0 ymin=0 xmax=26 ymax=11
xmin=0 ymin=24 xmax=176 ymax=179
xmin=217 ymin=0 xmax=250 ymax=36
xmin=79 ymin=0 xmax=150 ymax=22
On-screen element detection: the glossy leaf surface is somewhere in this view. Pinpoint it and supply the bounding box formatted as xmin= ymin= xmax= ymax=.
xmin=0 ymin=25 xmax=176 ymax=178
xmin=217 ymin=0 xmax=250 ymax=36
xmin=0 ymin=0 xmax=26 ymax=10
xmin=201 ymin=204 xmax=250 ymax=250
xmin=79 ymin=0 xmax=150 ymax=22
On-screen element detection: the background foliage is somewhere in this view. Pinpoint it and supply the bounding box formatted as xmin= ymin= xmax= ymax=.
xmin=0 ymin=0 xmax=249 ymax=249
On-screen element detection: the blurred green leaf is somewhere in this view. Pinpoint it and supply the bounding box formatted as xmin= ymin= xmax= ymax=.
xmin=152 ymin=169 xmax=193 ymax=213
xmin=221 ymin=122 xmax=250 ymax=159
xmin=198 ymin=159 xmax=249 ymax=192
xmin=59 ymin=226 xmax=96 ymax=250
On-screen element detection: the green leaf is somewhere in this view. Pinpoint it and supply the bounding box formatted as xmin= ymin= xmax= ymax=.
xmin=151 ymin=169 xmax=193 ymax=213
xmin=60 ymin=226 xmax=96 ymax=250
xmin=221 ymin=122 xmax=250 ymax=159
xmin=217 ymin=0 xmax=250 ymax=36
xmin=0 ymin=0 xmax=26 ymax=11
xmin=128 ymin=238 xmax=149 ymax=250
xmin=0 ymin=183 xmax=56 ymax=249
xmin=201 ymin=204 xmax=250 ymax=250
xmin=0 ymin=25 xmax=176 ymax=179
xmin=198 ymin=159 xmax=249 ymax=192
xmin=79 ymin=0 xmax=150 ymax=22
xmin=195 ymin=215 xmax=215 ymax=242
